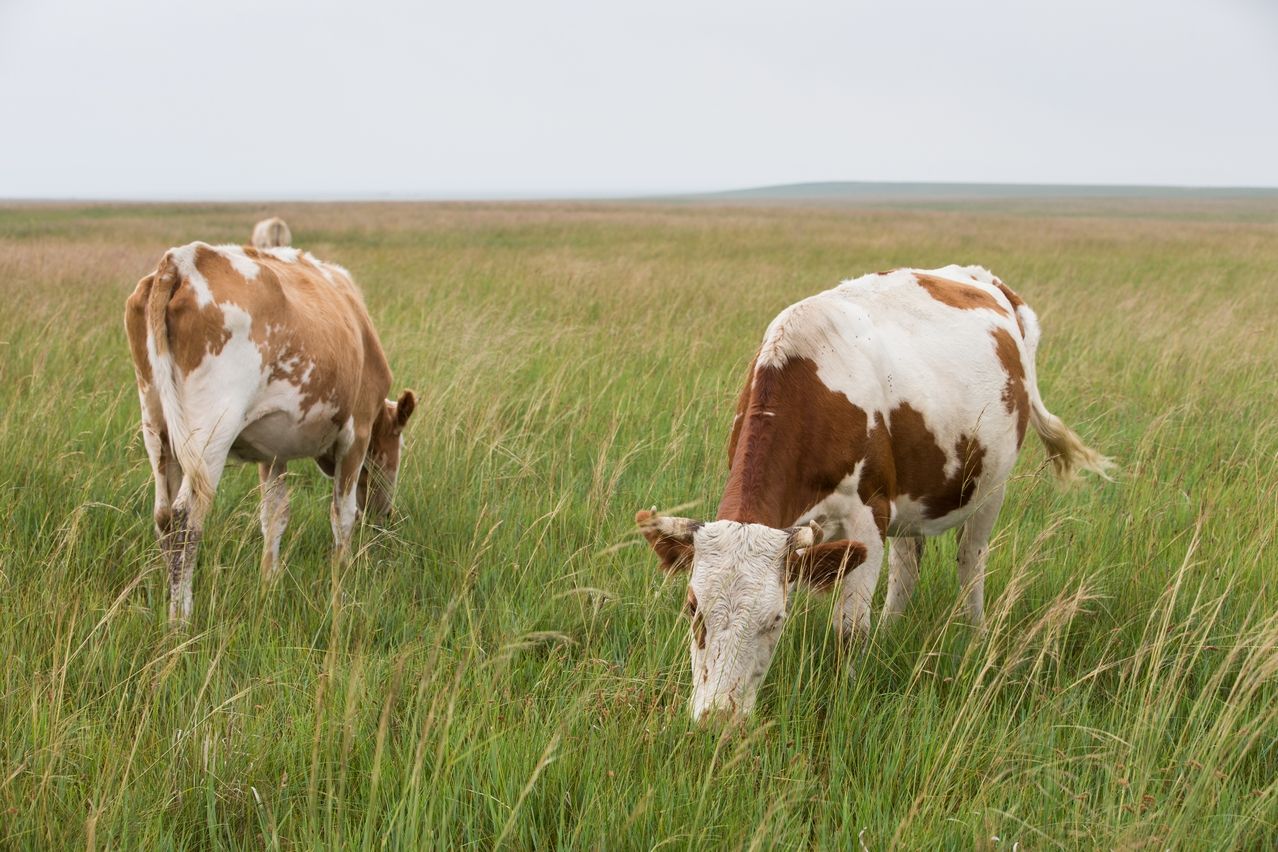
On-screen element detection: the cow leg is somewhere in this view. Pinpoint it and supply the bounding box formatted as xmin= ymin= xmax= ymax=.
xmin=258 ymin=459 xmax=290 ymax=579
xmin=883 ymin=536 xmax=925 ymax=622
xmin=165 ymin=426 xmax=237 ymax=624
xmin=162 ymin=439 xmax=183 ymax=509
xmin=955 ymin=484 xmax=1006 ymax=629
xmin=138 ymin=391 xmax=179 ymax=537
xmin=139 ymin=394 xmax=187 ymax=600
xmin=834 ymin=505 xmax=886 ymax=653
xmin=330 ymin=427 xmax=370 ymax=562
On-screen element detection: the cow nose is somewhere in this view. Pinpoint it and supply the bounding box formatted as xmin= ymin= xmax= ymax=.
xmin=692 ymin=697 xmax=743 ymax=726
xmin=697 ymin=707 xmax=737 ymax=727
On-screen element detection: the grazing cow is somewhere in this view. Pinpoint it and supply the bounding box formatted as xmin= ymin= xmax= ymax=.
xmin=637 ymin=265 xmax=1112 ymax=722
xmin=251 ymin=217 xmax=292 ymax=249
xmin=125 ymin=241 xmax=415 ymax=622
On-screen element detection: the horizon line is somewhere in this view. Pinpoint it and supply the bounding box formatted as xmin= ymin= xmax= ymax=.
xmin=4 ymin=177 xmax=1278 ymax=204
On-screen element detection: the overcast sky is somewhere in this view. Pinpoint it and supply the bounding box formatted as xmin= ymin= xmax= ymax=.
xmin=2 ymin=0 xmax=1276 ymax=199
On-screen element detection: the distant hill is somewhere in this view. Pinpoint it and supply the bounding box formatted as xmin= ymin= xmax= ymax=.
xmin=683 ymin=181 xmax=1278 ymax=202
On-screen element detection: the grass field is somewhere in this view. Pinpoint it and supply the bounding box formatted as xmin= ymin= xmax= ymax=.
xmin=1 ymin=199 xmax=1276 ymax=849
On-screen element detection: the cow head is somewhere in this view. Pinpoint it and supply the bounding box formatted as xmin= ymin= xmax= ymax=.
xmin=636 ymin=510 xmax=866 ymax=723
xmin=360 ymin=390 xmax=416 ymax=517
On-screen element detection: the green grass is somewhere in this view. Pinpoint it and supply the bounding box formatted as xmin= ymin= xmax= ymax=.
xmin=1 ymin=200 xmax=1276 ymax=849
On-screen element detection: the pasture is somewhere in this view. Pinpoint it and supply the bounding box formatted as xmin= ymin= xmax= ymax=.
xmin=1 ymin=198 xmax=1276 ymax=848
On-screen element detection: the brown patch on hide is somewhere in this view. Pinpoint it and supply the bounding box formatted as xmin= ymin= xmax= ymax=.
xmin=717 ymin=357 xmax=870 ymax=529
xmin=889 ymin=402 xmax=985 ymax=519
xmin=991 ymin=327 xmax=1030 ymax=447
xmin=991 ymin=277 xmax=1027 ymax=337
xmin=726 ymin=354 xmax=758 ymax=466
xmin=914 ymin=273 xmax=1008 ymax=314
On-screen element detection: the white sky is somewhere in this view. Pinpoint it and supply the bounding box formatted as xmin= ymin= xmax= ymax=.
xmin=2 ymin=0 xmax=1276 ymax=199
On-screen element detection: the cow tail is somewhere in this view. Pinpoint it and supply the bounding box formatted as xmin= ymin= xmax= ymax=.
xmin=268 ymin=219 xmax=290 ymax=247
xmin=1019 ymin=303 xmax=1116 ymax=484
xmin=147 ymin=253 xmax=179 ymax=359
xmin=145 ymin=253 xmax=215 ymax=508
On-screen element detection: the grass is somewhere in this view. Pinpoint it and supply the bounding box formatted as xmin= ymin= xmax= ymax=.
xmin=0 ymin=199 xmax=1276 ymax=849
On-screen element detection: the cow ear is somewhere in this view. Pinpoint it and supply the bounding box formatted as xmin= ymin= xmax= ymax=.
xmin=787 ymin=540 xmax=868 ymax=589
xmin=635 ymin=510 xmax=701 ymax=573
xmin=394 ymin=390 xmax=416 ymax=431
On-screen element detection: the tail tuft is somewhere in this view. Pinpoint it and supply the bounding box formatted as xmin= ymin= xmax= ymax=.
xmin=1030 ymin=404 xmax=1116 ymax=484
xmin=1011 ymin=292 xmax=1114 ymax=487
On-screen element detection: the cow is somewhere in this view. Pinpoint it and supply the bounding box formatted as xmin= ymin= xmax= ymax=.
xmin=124 ymin=241 xmax=415 ymax=622
xmin=251 ymin=217 xmax=292 ymax=249
xmin=636 ymin=265 xmax=1113 ymax=722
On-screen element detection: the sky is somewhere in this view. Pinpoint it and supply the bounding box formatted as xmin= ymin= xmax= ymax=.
xmin=1 ymin=0 xmax=1276 ymax=199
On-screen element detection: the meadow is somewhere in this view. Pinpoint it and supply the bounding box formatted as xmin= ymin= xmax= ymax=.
xmin=1 ymin=198 xmax=1276 ymax=849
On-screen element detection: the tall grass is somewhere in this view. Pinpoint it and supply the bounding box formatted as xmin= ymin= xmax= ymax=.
xmin=0 ymin=200 xmax=1275 ymax=848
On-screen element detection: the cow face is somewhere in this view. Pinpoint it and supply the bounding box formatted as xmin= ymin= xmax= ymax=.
xmin=360 ymin=390 xmax=416 ymax=517
xmin=636 ymin=511 xmax=821 ymax=723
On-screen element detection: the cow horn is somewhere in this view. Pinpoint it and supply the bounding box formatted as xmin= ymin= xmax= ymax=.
xmin=785 ymin=521 xmax=824 ymax=553
xmin=635 ymin=510 xmax=702 ymax=541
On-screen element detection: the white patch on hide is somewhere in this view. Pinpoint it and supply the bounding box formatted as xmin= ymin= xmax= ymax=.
xmin=261 ymin=246 xmax=301 ymax=263
xmin=214 ymin=244 xmax=261 ymax=280
xmin=169 ymin=243 xmax=214 ymax=307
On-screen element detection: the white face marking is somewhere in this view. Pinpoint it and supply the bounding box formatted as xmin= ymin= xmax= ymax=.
xmin=686 ymin=521 xmax=792 ymax=722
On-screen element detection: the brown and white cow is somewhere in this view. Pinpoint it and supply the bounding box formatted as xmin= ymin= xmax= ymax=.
xmin=251 ymin=217 xmax=292 ymax=249
xmin=125 ymin=241 xmax=415 ymax=622
xmin=637 ymin=265 xmax=1113 ymax=722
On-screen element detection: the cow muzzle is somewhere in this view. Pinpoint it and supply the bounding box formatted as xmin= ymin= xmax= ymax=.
xmin=691 ymin=684 xmax=757 ymax=725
